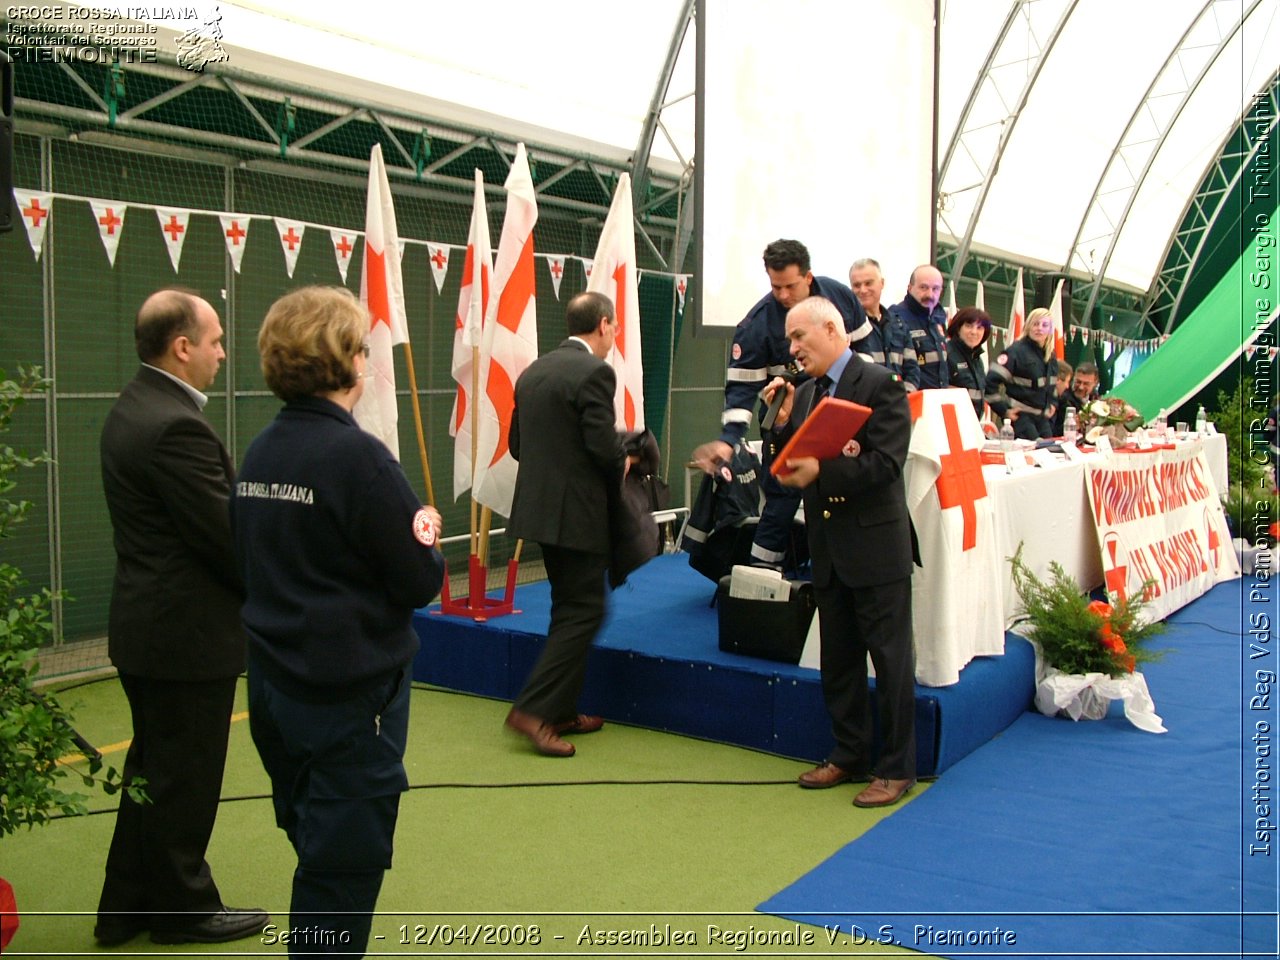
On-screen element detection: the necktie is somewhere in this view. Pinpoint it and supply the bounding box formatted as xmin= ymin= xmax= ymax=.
xmin=810 ymin=375 xmax=832 ymax=416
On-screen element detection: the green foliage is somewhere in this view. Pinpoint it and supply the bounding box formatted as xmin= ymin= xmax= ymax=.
xmin=0 ymin=366 xmax=143 ymax=837
xmin=1010 ymin=543 xmax=1166 ymax=678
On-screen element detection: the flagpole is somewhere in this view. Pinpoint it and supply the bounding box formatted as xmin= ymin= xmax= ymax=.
xmin=399 ymin=341 xmax=436 ymax=506
xmin=478 ymin=506 xmax=493 ymax=569
xmin=469 ymin=344 xmax=480 ymax=558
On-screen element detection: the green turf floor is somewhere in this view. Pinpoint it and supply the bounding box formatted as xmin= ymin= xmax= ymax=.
xmin=3 ymin=676 xmax=927 ymax=957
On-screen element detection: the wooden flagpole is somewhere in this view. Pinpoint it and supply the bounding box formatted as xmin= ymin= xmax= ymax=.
xmin=400 ymin=341 xmax=435 ymax=506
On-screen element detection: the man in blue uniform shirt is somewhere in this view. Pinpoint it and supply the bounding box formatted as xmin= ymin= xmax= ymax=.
xmin=848 ymin=257 xmax=917 ymax=383
xmin=692 ymin=239 xmax=871 ymax=569
xmin=888 ymin=264 xmax=950 ymax=391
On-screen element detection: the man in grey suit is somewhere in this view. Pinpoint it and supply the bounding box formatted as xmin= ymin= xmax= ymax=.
xmin=503 ymin=291 xmax=627 ymax=758
xmin=96 ymin=289 xmax=265 ymax=946
xmin=765 ymin=296 xmax=919 ymax=808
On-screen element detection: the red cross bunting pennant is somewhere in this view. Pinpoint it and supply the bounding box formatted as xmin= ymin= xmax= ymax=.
xmin=89 ymin=200 xmax=125 ymax=266
xmin=14 ymin=190 xmax=53 ymax=259
xmin=219 ymin=215 xmax=250 ymax=274
xmin=330 ymin=229 xmax=357 ymax=284
xmin=676 ymin=273 xmax=689 ymax=311
xmin=545 ymin=255 xmax=566 ymax=300
xmin=579 ymin=256 xmax=594 ymax=282
xmin=273 ymin=218 xmax=306 ymax=278
xmin=426 ymin=241 xmax=450 ymax=294
xmin=155 ymin=207 xmax=191 ymax=273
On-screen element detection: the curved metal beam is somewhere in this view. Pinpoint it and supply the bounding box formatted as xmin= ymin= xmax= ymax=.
xmin=1067 ymin=0 xmax=1261 ymax=330
xmin=941 ymin=0 xmax=1080 ymax=282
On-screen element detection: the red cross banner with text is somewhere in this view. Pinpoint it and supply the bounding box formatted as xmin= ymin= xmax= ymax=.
xmin=905 ymin=387 xmax=1004 ymax=686
xmin=586 ymin=172 xmax=645 ymax=432
xmin=1086 ymin=442 xmax=1239 ymax=622
xmin=353 ymin=143 xmax=410 ymax=460
xmin=473 ymin=142 xmax=538 ymax=519
xmin=450 ymin=169 xmax=493 ymax=502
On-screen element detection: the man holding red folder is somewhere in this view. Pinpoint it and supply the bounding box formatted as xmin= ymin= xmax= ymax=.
xmin=764 ymin=296 xmax=919 ymax=808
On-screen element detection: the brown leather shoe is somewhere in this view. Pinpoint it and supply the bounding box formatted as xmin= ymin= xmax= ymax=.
xmin=555 ymin=714 xmax=604 ymax=734
xmin=852 ymin=777 xmax=916 ymax=808
xmin=797 ymin=762 xmax=853 ymax=789
xmin=504 ymin=707 xmax=575 ymax=757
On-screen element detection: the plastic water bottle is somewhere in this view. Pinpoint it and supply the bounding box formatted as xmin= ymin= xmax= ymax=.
xmin=1063 ymin=408 xmax=1078 ymax=443
xmin=1194 ymin=404 xmax=1207 ymax=436
xmin=1154 ymin=408 xmax=1168 ymax=441
xmin=999 ymin=418 xmax=1016 ymax=452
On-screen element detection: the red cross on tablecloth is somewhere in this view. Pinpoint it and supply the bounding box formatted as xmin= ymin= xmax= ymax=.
xmin=430 ymin=246 xmax=447 ymax=269
xmin=98 ymin=207 xmax=122 ymax=235
xmin=281 ymin=227 xmax=301 ymax=251
xmin=225 ymin=220 xmax=246 ymax=245
xmin=162 ymin=215 xmax=185 ymax=242
xmin=934 ymin=403 xmax=987 ymax=551
xmin=23 ymin=198 xmax=49 ymax=228
xmin=334 ymin=234 xmax=353 ymax=258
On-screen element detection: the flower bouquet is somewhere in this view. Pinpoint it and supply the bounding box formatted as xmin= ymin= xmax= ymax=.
xmin=1010 ymin=545 xmax=1167 ymax=732
xmin=1077 ymin=396 xmax=1144 ymax=445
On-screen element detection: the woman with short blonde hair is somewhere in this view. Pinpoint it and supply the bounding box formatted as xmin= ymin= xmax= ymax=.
xmin=258 ymin=286 xmax=368 ymax=402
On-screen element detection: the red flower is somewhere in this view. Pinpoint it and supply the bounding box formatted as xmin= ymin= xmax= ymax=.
xmin=1089 ymin=599 xmax=1129 ymax=662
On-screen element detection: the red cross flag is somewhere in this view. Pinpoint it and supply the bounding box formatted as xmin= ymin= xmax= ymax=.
xmin=449 ymin=169 xmax=493 ymax=502
xmin=89 ymin=200 xmax=125 ymax=267
xmin=219 ymin=215 xmax=250 ymax=274
xmin=330 ymin=229 xmax=356 ymax=284
xmin=905 ymin=387 xmax=1003 ymax=686
xmin=274 ymin=218 xmax=306 ymax=279
xmin=1007 ymin=266 xmax=1025 ymax=342
xmin=427 ymin=242 xmax=450 ymax=294
xmin=473 ymin=142 xmax=538 ymax=519
xmin=545 ymin=255 xmax=566 ymax=300
xmin=353 ymin=143 xmax=410 ymax=460
xmin=586 ymin=172 xmax=644 ymax=431
xmin=155 ymin=207 xmax=191 ymax=273
xmin=14 ymin=190 xmax=52 ymax=259
xmin=1047 ymin=276 xmax=1067 ymax=361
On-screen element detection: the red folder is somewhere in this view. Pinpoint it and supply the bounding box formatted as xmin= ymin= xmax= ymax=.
xmin=769 ymin=396 xmax=873 ymax=478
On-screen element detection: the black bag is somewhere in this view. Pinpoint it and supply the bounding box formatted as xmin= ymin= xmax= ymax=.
xmin=609 ymin=429 xmax=664 ymax=588
xmin=714 ymin=574 xmax=816 ymax=664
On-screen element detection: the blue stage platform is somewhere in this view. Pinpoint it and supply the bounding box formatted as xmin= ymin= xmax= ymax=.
xmin=411 ymin=554 xmax=1036 ymax=777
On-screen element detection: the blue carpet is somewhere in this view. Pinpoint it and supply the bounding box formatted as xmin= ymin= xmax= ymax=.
xmin=758 ymin=579 xmax=1279 ymax=959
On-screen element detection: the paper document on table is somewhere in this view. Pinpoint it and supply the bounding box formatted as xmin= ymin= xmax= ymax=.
xmin=728 ymin=564 xmax=789 ymax=601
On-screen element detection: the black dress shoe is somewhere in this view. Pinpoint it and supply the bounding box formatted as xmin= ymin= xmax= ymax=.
xmin=94 ymin=915 xmax=148 ymax=947
xmin=151 ymin=907 xmax=268 ymax=944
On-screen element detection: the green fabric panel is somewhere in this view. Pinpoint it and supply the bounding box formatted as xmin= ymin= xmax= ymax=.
xmin=1117 ymin=204 xmax=1279 ymax=420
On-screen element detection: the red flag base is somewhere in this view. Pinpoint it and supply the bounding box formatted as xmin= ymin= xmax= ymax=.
xmin=435 ymin=554 xmax=520 ymax=622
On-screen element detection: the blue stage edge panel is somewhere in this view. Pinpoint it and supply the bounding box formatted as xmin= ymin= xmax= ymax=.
xmin=411 ymin=556 xmax=1035 ymax=776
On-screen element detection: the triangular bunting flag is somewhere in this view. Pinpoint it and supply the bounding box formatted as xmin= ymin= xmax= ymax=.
xmin=330 ymin=229 xmax=357 ymax=284
xmin=580 ymin=256 xmax=595 ymax=282
xmin=219 ymin=215 xmax=250 ymax=274
xmin=14 ymin=190 xmax=53 ymax=260
xmin=274 ymin=218 xmax=306 ymax=279
xmin=546 ymin=255 xmax=566 ymax=300
xmin=155 ymin=208 xmax=191 ymax=273
xmin=427 ymin=242 xmax=450 ymax=294
xmin=89 ymin=200 xmax=125 ymax=267
xmin=676 ymin=274 xmax=689 ymax=311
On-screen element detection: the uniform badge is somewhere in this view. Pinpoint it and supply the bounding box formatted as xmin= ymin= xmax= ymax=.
xmin=412 ymin=508 xmax=437 ymax=547
xmin=732 ymin=343 xmax=742 ymax=361
xmin=997 ymin=353 xmax=1008 ymax=366
xmin=841 ymin=439 xmax=861 ymax=458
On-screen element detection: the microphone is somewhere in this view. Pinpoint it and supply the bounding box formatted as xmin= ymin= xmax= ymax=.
xmin=759 ymin=373 xmax=795 ymax=431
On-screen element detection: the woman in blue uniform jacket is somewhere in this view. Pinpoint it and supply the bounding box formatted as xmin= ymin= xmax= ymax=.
xmin=945 ymin=306 xmax=992 ymax=421
xmin=232 ymin=286 xmax=445 ymax=957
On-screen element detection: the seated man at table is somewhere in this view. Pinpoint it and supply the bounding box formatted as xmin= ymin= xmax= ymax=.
xmin=1053 ymin=361 xmax=1099 ymax=435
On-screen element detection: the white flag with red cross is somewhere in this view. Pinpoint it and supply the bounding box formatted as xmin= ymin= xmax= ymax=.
xmin=449 ymin=169 xmax=493 ymax=502
xmin=155 ymin=208 xmax=191 ymax=273
xmin=586 ymin=172 xmax=644 ymax=431
xmin=473 ymin=143 xmax=538 ymax=519
xmin=352 ymin=144 xmax=410 ymax=460
xmin=219 ymin=215 xmax=251 ymax=273
xmin=330 ymin=229 xmax=357 ymax=283
xmin=14 ymin=190 xmax=53 ymax=259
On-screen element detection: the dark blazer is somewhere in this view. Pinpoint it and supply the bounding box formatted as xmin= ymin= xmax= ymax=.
xmin=100 ymin=365 xmax=245 ymax=680
xmin=768 ymin=356 xmax=916 ymax=589
xmin=508 ymin=339 xmax=626 ymax=556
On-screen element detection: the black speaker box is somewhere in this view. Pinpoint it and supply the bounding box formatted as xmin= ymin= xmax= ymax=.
xmin=1 ymin=50 xmax=12 ymax=234
xmin=1034 ymin=272 xmax=1071 ymax=313
xmin=715 ymin=574 xmax=816 ymax=664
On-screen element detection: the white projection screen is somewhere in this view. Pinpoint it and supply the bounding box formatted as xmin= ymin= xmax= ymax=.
xmin=694 ymin=0 xmax=936 ymax=331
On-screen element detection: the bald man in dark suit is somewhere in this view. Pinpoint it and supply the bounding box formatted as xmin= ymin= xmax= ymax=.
xmin=503 ymin=291 xmax=627 ymax=758
xmin=97 ymin=289 xmax=265 ymax=946
xmin=765 ymin=295 xmax=919 ymax=808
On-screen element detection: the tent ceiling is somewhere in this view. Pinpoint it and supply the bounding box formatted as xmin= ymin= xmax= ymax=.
xmin=12 ymin=0 xmax=1276 ymax=310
